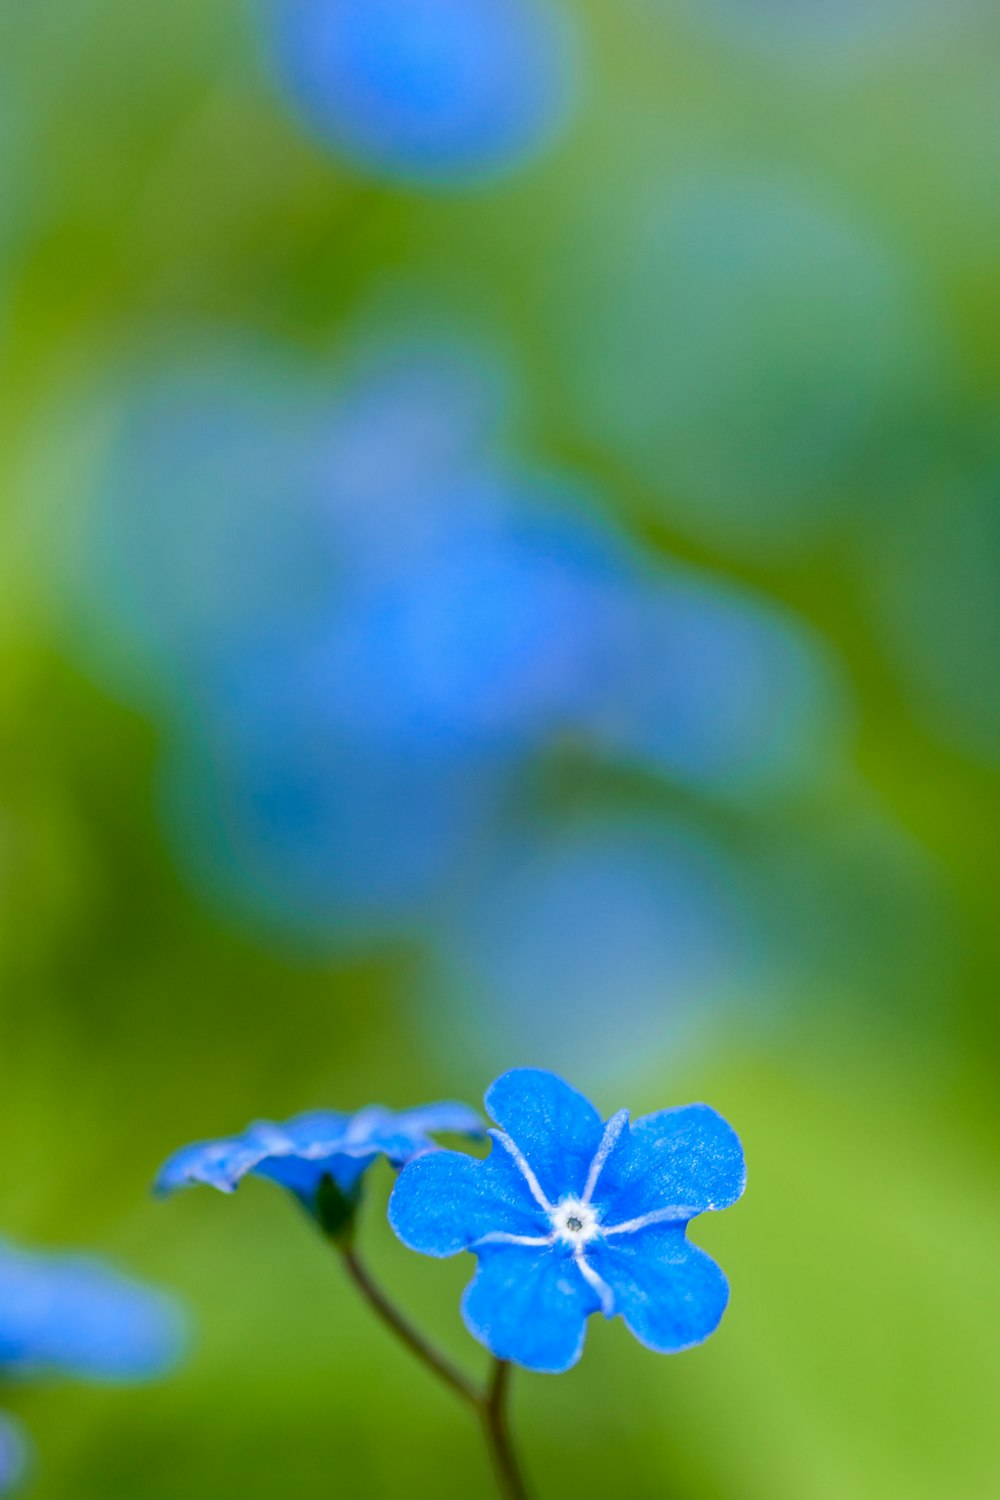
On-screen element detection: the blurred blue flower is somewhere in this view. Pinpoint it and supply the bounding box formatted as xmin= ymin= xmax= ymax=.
xmin=0 ymin=1413 xmax=27 ymax=1497
xmin=80 ymin=332 xmax=851 ymax=978
xmin=157 ymin=1102 xmax=484 ymax=1221
xmin=162 ymin=730 xmax=509 ymax=942
xmin=390 ymin=1068 xmax=745 ymax=1372
xmin=599 ymin=567 xmax=850 ymax=794
xmin=435 ymin=818 xmax=756 ymax=1081
xmin=321 ymin=485 xmax=634 ymax=762
xmin=258 ymin=0 xmax=579 ymax=185
xmin=0 ymin=1240 xmax=185 ymax=1383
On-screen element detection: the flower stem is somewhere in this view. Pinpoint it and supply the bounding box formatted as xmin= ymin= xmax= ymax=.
xmin=336 ymin=1247 xmax=533 ymax=1498
xmin=480 ymin=1359 xmax=532 ymax=1500
xmin=339 ymin=1244 xmax=480 ymax=1408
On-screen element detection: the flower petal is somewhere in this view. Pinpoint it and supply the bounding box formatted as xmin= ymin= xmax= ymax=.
xmin=389 ymin=1142 xmax=548 ymax=1257
xmin=593 ymin=1103 xmax=746 ymax=1225
xmin=590 ymin=1223 xmax=730 ymax=1353
xmin=253 ymin=1151 xmax=374 ymax=1201
xmin=155 ymin=1101 xmax=479 ymax=1208
xmin=484 ymin=1068 xmax=605 ymax=1203
xmin=153 ymin=1131 xmax=276 ymax=1195
xmin=462 ymin=1244 xmax=599 ymax=1373
xmin=277 ymin=1111 xmax=352 ymax=1155
xmin=354 ymin=1101 xmax=482 ymax=1166
xmin=394 ymin=1100 xmax=485 ymax=1142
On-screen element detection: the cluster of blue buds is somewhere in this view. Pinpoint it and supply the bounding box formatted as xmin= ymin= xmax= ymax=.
xmin=158 ymin=1069 xmax=745 ymax=1379
xmin=0 ymin=1240 xmax=184 ymax=1494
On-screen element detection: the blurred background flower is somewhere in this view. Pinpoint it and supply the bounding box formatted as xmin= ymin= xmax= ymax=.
xmin=257 ymin=0 xmax=580 ymax=185
xmin=0 ymin=1243 xmax=184 ymax=1495
xmin=1 ymin=0 xmax=998 ymax=1496
xmin=0 ymin=1243 xmax=184 ymax=1383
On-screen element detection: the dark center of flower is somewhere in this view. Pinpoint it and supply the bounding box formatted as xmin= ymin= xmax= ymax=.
xmin=566 ymin=1215 xmax=584 ymax=1233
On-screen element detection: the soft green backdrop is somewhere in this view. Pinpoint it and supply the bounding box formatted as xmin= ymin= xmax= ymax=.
xmin=2 ymin=3 xmax=998 ymax=1498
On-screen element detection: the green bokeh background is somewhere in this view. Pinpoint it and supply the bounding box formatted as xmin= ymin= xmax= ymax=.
xmin=2 ymin=3 xmax=999 ymax=1498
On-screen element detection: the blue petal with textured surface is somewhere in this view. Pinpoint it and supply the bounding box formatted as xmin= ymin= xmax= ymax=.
xmin=484 ymin=1068 xmax=604 ymax=1203
xmin=390 ymin=1143 xmax=548 ymax=1256
xmin=590 ymin=1224 xmax=730 ymax=1354
xmin=591 ymin=1103 xmax=747 ymax=1224
xmin=462 ymin=1242 xmax=598 ymax=1373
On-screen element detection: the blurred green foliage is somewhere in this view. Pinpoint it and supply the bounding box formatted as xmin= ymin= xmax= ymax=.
xmin=2 ymin=2 xmax=999 ymax=1498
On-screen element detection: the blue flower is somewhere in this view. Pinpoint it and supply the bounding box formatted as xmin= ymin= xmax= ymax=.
xmin=389 ymin=1069 xmax=745 ymax=1372
xmin=259 ymin=0 xmax=579 ymax=186
xmin=436 ymin=817 xmax=753 ymax=1079
xmin=0 ymin=1240 xmax=185 ymax=1382
xmin=156 ymin=1102 xmax=484 ymax=1228
xmin=0 ymin=1411 xmax=28 ymax=1497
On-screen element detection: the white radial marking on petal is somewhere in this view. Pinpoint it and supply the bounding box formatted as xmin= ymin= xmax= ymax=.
xmin=490 ymin=1129 xmax=554 ymax=1212
xmin=601 ymin=1206 xmax=691 ymax=1236
xmin=574 ymin=1251 xmax=615 ymax=1316
xmin=582 ymin=1109 xmax=629 ymax=1204
xmin=472 ymin=1231 xmax=556 ymax=1248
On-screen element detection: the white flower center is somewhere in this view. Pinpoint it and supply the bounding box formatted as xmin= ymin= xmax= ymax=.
xmin=550 ymin=1197 xmax=600 ymax=1246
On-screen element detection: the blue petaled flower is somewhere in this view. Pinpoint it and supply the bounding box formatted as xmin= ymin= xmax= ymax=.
xmin=389 ymin=1069 xmax=745 ymax=1372
xmin=156 ymin=1102 xmax=484 ymax=1230
xmin=0 ymin=1240 xmax=184 ymax=1382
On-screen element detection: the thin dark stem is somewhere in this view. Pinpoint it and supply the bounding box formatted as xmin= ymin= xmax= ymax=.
xmin=337 ymin=1246 xmax=534 ymax=1499
xmin=339 ymin=1244 xmax=480 ymax=1408
xmin=480 ymin=1359 xmax=532 ymax=1500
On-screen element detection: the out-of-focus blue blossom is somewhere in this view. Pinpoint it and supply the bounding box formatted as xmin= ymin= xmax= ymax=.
xmin=390 ymin=1068 xmax=745 ymax=1372
xmin=321 ymin=486 xmax=634 ymax=762
xmin=599 ymin=568 xmax=851 ymax=794
xmin=435 ymin=819 xmax=756 ymax=1080
xmin=320 ymin=335 xmax=511 ymax=548
xmin=258 ymin=0 xmax=579 ymax=185
xmin=0 ymin=1240 xmax=185 ymax=1383
xmin=873 ymin=480 xmax=1000 ymax=766
xmin=564 ymin=172 xmax=947 ymax=558
xmin=0 ymin=1413 xmax=28 ymax=1497
xmin=161 ymin=728 xmax=508 ymax=941
xmin=86 ymin=340 xmax=504 ymax=694
xmin=156 ymin=1103 xmax=484 ymax=1219
xmin=79 ymin=333 xmax=850 ymax=966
